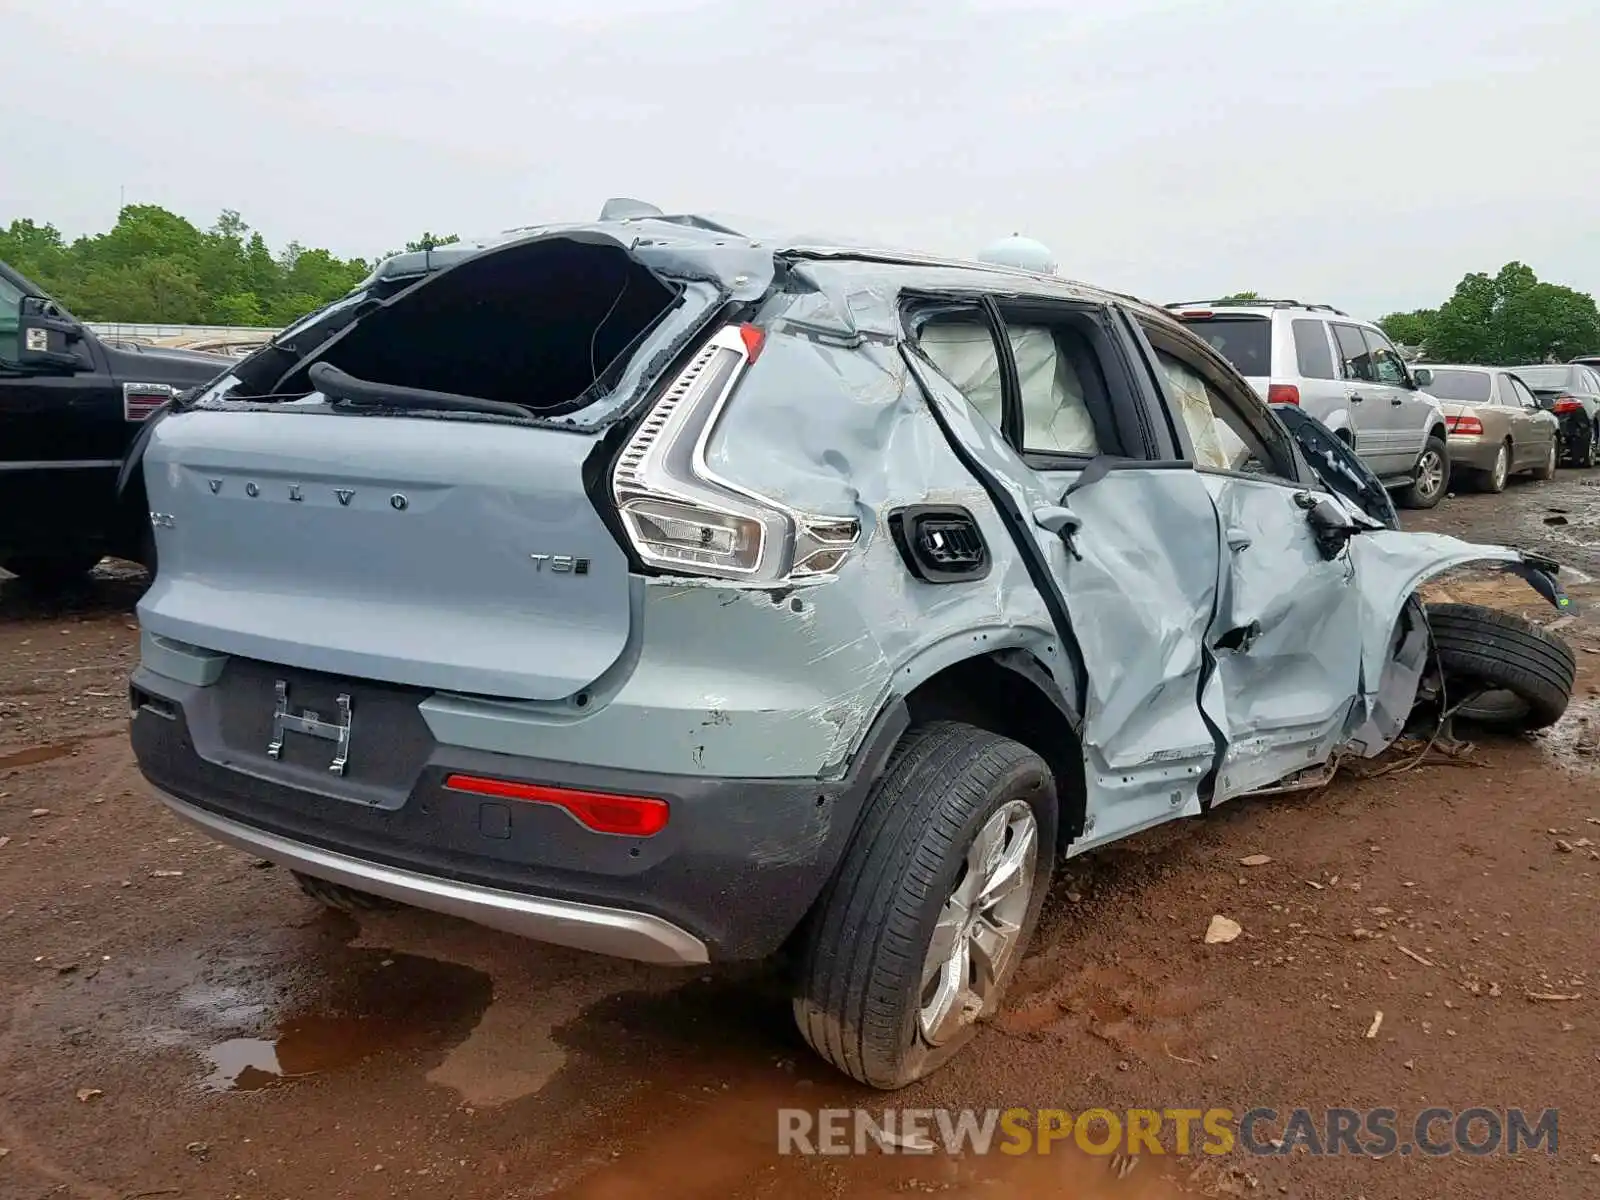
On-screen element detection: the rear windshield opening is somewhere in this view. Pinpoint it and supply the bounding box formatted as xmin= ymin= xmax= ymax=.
xmin=1511 ymin=365 xmax=1574 ymax=393
xmin=1421 ymin=368 xmax=1491 ymax=403
xmin=1177 ymin=316 xmax=1271 ymax=377
xmin=297 ymin=235 xmax=679 ymax=414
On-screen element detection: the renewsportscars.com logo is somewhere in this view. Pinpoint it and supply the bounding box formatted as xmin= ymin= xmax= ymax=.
xmin=777 ymin=1107 xmax=1559 ymax=1158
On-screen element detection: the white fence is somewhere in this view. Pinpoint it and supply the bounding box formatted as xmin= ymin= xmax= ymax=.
xmin=86 ymin=322 xmax=281 ymax=343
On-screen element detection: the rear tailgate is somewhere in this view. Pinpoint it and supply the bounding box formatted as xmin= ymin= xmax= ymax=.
xmin=139 ymin=408 xmax=629 ymax=701
xmin=134 ymin=229 xmax=746 ymax=703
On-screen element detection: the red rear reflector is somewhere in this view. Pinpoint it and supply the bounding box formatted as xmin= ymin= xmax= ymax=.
xmin=443 ymin=774 xmax=670 ymax=837
xmin=1267 ymin=384 xmax=1300 ymax=405
xmin=1446 ymin=414 xmax=1484 ymax=435
xmin=1553 ymin=397 xmax=1581 ymax=414
xmin=738 ymin=323 xmax=765 ymax=362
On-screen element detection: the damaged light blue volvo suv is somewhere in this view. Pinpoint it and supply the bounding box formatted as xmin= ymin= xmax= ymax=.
xmin=127 ymin=208 xmax=1575 ymax=1089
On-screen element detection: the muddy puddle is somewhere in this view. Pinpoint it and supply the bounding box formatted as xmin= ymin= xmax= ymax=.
xmin=193 ymin=949 xmax=492 ymax=1091
xmin=0 ymin=727 xmax=126 ymax=770
xmin=31 ymin=913 xmax=495 ymax=1096
xmin=1538 ymin=693 xmax=1600 ymax=771
xmin=1523 ymin=493 xmax=1600 ymax=580
xmin=514 ymin=977 xmax=1205 ymax=1198
xmin=0 ymin=738 xmax=83 ymax=769
xmin=205 ymin=1012 xmax=420 ymax=1091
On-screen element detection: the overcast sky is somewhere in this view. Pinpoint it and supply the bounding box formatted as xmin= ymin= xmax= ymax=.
xmin=4 ymin=0 xmax=1596 ymax=318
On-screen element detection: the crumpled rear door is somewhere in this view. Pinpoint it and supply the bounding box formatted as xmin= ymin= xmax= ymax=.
xmin=1200 ymin=472 xmax=1364 ymax=800
xmin=904 ymin=350 xmax=1227 ymax=849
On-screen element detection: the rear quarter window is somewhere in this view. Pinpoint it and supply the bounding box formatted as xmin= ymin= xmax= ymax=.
xmin=1291 ymin=319 xmax=1336 ymax=380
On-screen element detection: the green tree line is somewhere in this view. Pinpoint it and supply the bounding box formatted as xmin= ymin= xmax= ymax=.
xmin=0 ymin=204 xmax=459 ymax=327
xmin=1376 ymin=262 xmax=1600 ymax=365
xmin=1200 ymin=266 xmax=1599 ymax=365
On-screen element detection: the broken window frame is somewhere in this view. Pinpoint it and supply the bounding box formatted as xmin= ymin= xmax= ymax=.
xmin=1135 ymin=318 xmax=1307 ymax=486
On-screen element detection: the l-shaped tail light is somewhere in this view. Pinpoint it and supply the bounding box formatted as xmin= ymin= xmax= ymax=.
xmin=611 ymin=323 xmax=860 ymax=585
xmin=444 ymin=774 xmax=669 ymax=837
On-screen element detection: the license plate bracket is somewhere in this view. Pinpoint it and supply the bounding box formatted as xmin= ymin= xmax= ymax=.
xmin=266 ymin=679 xmax=353 ymax=775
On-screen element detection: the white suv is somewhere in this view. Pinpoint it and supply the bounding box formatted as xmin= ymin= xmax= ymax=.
xmin=1167 ymin=300 xmax=1450 ymax=509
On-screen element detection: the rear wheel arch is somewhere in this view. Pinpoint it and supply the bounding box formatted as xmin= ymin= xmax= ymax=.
xmin=896 ymin=650 xmax=1087 ymax=851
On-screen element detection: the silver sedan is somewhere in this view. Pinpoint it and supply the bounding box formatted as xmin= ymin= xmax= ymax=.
xmin=1414 ymin=365 xmax=1560 ymax=492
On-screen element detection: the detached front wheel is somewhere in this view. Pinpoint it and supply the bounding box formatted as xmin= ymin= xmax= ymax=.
xmin=793 ymin=722 xmax=1056 ymax=1089
xmin=1426 ymin=602 xmax=1575 ymax=731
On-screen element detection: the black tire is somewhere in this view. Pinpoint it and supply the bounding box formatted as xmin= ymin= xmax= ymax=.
xmin=1398 ymin=435 xmax=1450 ymax=509
xmin=0 ymin=550 xmax=104 ymax=591
xmin=1426 ymin=603 xmax=1575 ymax=731
xmin=1532 ymin=438 xmax=1558 ymax=481
xmin=292 ymin=870 xmax=397 ymax=913
xmin=792 ymin=722 xmax=1056 ymax=1089
xmin=1471 ymin=441 xmax=1511 ymax=494
xmin=1585 ymin=421 xmax=1599 ymax=468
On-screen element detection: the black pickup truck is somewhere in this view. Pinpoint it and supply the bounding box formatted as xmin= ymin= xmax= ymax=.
xmin=0 ymin=260 xmax=232 ymax=588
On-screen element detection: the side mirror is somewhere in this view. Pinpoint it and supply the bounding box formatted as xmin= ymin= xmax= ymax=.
xmin=1411 ymin=367 xmax=1433 ymax=388
xmin=16 ymin=296 xmax=83 ymax=372
xmin=1302 ymin=493 xmax=1360 ymax=560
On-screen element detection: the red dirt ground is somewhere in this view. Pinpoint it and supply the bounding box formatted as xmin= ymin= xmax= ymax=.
xmin=1 ymin=473 xmax=1597 ymax=1199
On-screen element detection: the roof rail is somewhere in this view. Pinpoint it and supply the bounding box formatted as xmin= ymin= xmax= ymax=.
xmin=1164 ymin=298 xmax=1349 ymax=317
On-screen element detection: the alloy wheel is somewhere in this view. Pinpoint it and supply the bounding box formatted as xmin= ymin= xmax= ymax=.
xmin=918 ymin=799 xmax=1039 ymax=1047
xmin=1415 ymin=449 xmax=1445 ymax=501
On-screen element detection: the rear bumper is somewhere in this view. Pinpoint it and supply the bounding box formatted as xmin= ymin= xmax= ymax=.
xmin=152 ymin=788 xmax=710 ymax=963
xmin=1555 ymin=412 xmax=1594 ymax=460
xmin=1444 ymin=434 xmax=1498 ymax=473
xmin=129 ymin=662 xmax=903 ymax=963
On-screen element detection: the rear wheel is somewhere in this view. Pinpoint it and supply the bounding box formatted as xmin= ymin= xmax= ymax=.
xmin=1426 ymin=603 xmax=1575 ymax=731
xmin=793 ymin=722 xmax=1056 ymax=1089
xmin=1474 ymin=442 xmax=1511 ymax=493
xmin=1532 ymin=439 xmax=1558 ymax=481
xmin=1585 ymin=421 xmax=1599 ymax=468
xmin=1 ymin=549 xmax=104 ymax=591
xmin=1398 ymin=435 xmax=1450 ymax=509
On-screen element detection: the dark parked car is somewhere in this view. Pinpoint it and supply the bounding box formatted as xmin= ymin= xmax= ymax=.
xmin=0 ymin=261 xmax=230 ymax=588
xmin=1507 ymin=362 xmax=1600 ymax=467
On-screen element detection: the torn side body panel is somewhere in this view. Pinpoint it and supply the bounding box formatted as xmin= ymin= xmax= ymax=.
xmin=1200 ymin=472 xmax=1364 ymax=803
xmin=699 ymin=330 xmax=1069 ymax=766
xmin=900 ymin=343 xmax=1222 ymax=850
xmin=1340 ymin=531 xmax=1538 ymax=756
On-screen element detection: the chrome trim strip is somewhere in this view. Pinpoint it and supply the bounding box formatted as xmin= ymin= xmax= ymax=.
xmin=151 ymin=789 xmax=711 ymax=965
xmin=0 ymin=459 xmax=122 ymax=471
